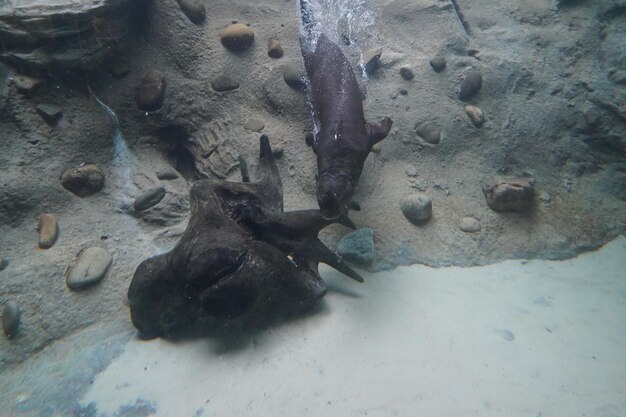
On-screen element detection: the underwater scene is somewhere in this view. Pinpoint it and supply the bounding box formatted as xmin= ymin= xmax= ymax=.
xmin=1 ymin=0 xmax=625 ymax=415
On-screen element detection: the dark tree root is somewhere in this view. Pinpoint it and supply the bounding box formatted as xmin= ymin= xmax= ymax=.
xmin=127 ymin=135 xmax=363 ymax=338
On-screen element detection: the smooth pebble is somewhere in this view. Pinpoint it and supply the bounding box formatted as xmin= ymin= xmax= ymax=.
xmin=66 ymin=247 xmax=112 ymax=290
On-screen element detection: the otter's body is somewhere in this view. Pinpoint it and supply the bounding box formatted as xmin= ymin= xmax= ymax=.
xmin=299 ymin=0 xmax=392 ymax=219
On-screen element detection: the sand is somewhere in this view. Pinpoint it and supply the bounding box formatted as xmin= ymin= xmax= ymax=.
xmin=57 ymin=235 xmax=625 ymax=417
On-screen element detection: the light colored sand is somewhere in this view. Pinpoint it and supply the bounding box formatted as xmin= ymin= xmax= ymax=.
xmin=80 ymin=236 xmax=626 ymax=417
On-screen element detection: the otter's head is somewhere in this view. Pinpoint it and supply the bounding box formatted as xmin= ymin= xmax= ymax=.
xmin=317 ymin=172 xmax=354 ymax=220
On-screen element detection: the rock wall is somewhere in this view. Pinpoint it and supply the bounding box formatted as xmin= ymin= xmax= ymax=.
xmin=0 ymin=0 xmax=625 ymax=369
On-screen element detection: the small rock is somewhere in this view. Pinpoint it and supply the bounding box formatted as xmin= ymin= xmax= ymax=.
xmin=211 ymin=75 xmax=239 ymax=92
xmin=415 ymin=121 xmax=441 ymax=144
xmin=134 ymin=186 xmax=166 ymax=211
xmin=244 ymin=119 xmax=265 ymax=132
xmin=483 ymin=179 xmax=534 ymax=212
xmin=283 ymin=63 xmax=307 ymax=91
xmin=371 ymin=143 xmax=382 ymax=153
xmin=38 ymin=213 xmax=58 ymax=249
xmin=60 ymin=164 xmax=105 ymax=197
xmin=539 ymin=191 xmax=552 ymax=203
xmin=136 ymin=71 xmax=166 ymax=111
xmin=362 ymin=47 xmax=383 ymax=74
xmin=0 ymin=258 xmax=7 ymax=271
xmin=337 ymin=227 xmax=375 ymax=267
xmin=608 ymin=69 xmax=626 ymax=85
xmin=220 ymin=23 xmax=255 ymax=51
xmin=11 ymin=74 xmax=42 ymax=94
xmin=272 ymin=145 xmax=284 ymax=158
xmin=459 ymin=70 xmax=482 ymax=101
xmin=429 ymin=56 xmax=446 ymax=72
xmin=460 ymin=217 xmax=481 ymax=232
xmin=156 ymin=169 xmax=179 ymax=180
xmin=405 ymin=166 xmax=418 ymax=177
xmin=177 ymin=0 xmax=205 ymax=24
xmin=110 ymin=62 xmax=131 ymax=79
xmin=337 ymin=17 xmax=351 ymax=45
xmin=399 ymin=66 xmax=414 ymax=80
xmin=401 ymin=194 xmax=432 ymax=223
xmin=66 ymin=247 xmax=113 ymax=290
xmin=2 ymin=301 xmax=20 ymax=338
xmin=267 ymin=38 xmax=283 ymax=58
xmin=35 ymin=104 xmax=63 ymax=126
xmin=399 ymin=88 xmax=408 ymax=95
xmin=465 ymin=105 xmax=484 ymax=127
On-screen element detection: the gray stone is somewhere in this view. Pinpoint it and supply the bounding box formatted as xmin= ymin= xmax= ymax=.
xmin=110 ymin=62 xmax=131 ymax=79
xmin=459 ymin=70 xmax=483 ymax=101
xmin=429 ymin=56 xmax=446 ymax=72
xmin=38 ymin=213 xmax=58 ymax=249
xmin=2 ymin=301 xmax=20 ymax=338
xmin=136 ymin=71 xmax=166 ymax=112
xmin=483 ymin=179 xmax=534 ymax=212
xmin=177 ymin=0 xmax=205 ymax=24
xmin=11 ymin=74 xmax=42 ymax=94
xmin=244 ymin=119 xmax=265 ymax=132
xmin=60 ymin=164 xmax=105 ymax=197
xmin=608 ymin=70 xmax=626 ymax=85
xmin=399 ymin=88 xmax=408 ymax=95
xmin=212 ymin=75 xmax=239 ymax=92
xmin=399 ymin=65 xmax=414 ymax=80
xmin=371 ymin=143 xmax=382 ymax=154
xmin=66 ymin=247 xmax=112 ymax=290
xmin=539 ymin=191 xmax=552 ymax=203
xmin=460 ymin=217 xmax=481 ymax=232
xmin=156 ymin=170 xmax=179 ymax=180
xmin=283 ymin=63 xmax=307 ymax=91
xmin=35 ymin=104 xmax=63 ymax=126
xmin=268 ymin=38 xmax=283 ymax=58
xmin=337 ymin=227 xmax=375 ymax=267
xmin=415 ymin=121 xmax=441 ymax=144
xmin=0 ymin=258 xmax=7 ymax=271
xmin=405 ymin=166 xmax=418 ymax=177
xmin=220 ymin=23 xmax=254 ymax=51
xmin=401 ymin=194 xmax=432 ymax=223
xmin=465 ymin=105 xmax=485 ymax=127
xmin=362 ymin=47 xmax=383 ymax=74
xmin=134 ymin=186 xmax=166 ymax=211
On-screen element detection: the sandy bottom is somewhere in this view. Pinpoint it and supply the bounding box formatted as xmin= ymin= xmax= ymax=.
xmin=74 ymin=236 xmax=626 ymax=417
xmin=3 ymin=237 xmax=626 ymax=416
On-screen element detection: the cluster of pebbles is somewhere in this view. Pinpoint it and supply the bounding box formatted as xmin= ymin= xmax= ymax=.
xmin=397 ymin=55 xmax=533 ymax=234
xmin=2 ymin=159 xmax=176 ymax=338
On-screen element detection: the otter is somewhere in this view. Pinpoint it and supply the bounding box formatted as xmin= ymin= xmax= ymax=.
xmin=299 ymin=0 xmax=392 ymax=220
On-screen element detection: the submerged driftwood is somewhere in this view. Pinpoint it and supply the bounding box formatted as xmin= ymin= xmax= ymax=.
xmin=128 ymin=135 xmax=363 ymax=338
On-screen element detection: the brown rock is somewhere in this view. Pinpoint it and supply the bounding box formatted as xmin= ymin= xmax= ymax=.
xmin=220 ymin=23 xmax=254 ymax=51
xmin=38 ymin=213 xmax=58 ymax=249
xmin=483 ymin=179 xmax=534 ymax=212
xmin=136 ymin=71 xmax=166 ymax=112
xmin=267 ymin=38 xmax=283 ymax=58
xmin=60 ymin=164 xmax=105 ymax=197
xmin=11 ymin=74 xmax=42 ymax=94
xmin=465 ymin=105 xmax=484 ymax=127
